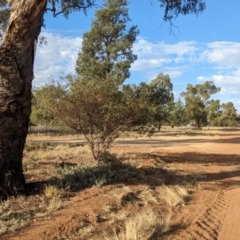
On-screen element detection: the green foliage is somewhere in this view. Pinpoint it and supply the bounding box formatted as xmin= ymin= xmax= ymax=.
xmin=67 ymin=78 xmax=136 ymax=160
xmin=130 ymin=73 xmax=174 ymax=131
xmin=158 ymin=0 xmax=206 ymax=21
xmin=75 ymin=0 xmax=139 ymax=84
xmin=149 ymin=73 xmax=174 ymax=130
xmin=130 ymin=82 xmax=154 ymax=127
xmin=31 ymin=90 xmax=56 ymax=126
xmin=169 ymin=99 xmax=186 ymax=127
xmin=237 ymin=114 xmax=240 ymax=126
xmin=217 ymin=102 xmax=238 ymax=127
xmin=36 ymin=0 xmax=139 ymax=161
xmin=45 ymin=0 xmax=96 ymax=18
xmin=206 ymin=99 xmax=221 ymax=126
xmin=0 ymin=0 xmax=207 ymax=44
xmin=181 ymin=81 xmax=220 ymax=129
xmin=206 ymin=101 xmax=238 ymax=127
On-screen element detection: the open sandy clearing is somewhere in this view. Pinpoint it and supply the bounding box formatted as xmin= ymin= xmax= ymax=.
xmin=2 ymin=131 xmax=240 ymax=240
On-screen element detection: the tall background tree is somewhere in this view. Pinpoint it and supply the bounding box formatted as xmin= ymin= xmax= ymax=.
xmin=218 ymin=102 xmax=238 ymax=127
xmin=148 ymin=73 xmax=174 ymax=131
xmin=76 ymin=0 xmax=138 ymax=85
xmin=206 ymin=99 xmax=221 ymax=126
xmin=128 ymin=73 xmax=174 ymax=133
xmin=181 ymin=81 xmax=220 ymax=129
xmin=169 ymin=99 xmax=186 ymax=127
xmin=0 ymin=0 xmax=206 ymax=196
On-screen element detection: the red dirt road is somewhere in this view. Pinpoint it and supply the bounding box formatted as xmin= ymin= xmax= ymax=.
xmin=161 ymin=131 xmax=240 ymax=240
xmin=4 ymin=131 xmax=240 ymax=240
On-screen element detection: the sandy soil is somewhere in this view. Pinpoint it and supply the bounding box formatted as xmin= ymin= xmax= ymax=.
xmin=3 ymin=131 xmax=240 ymax=240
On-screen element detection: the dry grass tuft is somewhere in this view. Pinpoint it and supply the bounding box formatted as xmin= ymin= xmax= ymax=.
xmin=105 ymin=209 xmax=171 ymax=240
xmin=46 ymin=197 xmax=63 ymax=211
xmin=160 ymin=185 xmax=188 ymax=206
xmin=173 ymin=185 xmax=188 ymax=198
xmin=44 ymin=185 xmax=63 ymax=198
xmin=44 ymin=185 xmax=64 ymax=211
xmin=0 ymin=200 xmax=31 ymax=235
xmin=137 ymin=186 xmax=157 ymax=204
xmin=24 ymin=143 xmax=90 ymax=161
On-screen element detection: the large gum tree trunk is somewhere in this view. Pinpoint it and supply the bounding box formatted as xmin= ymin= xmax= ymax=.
xmin=0 ymin=0 xmax=47 ymax=197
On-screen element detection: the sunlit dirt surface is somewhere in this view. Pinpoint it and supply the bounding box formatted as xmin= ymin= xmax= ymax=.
xmin=3 ymin=130 xmax=240 ymax=240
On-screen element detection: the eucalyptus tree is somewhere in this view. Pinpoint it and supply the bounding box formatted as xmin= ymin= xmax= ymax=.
xmin=0 ymin=0 xmax=206 ymax=196
xmin=169 ymin=99 xmax=186 ymax=127
xmin=130 ymin=73 xmax=174 ymax=131
xmin=0 ymin=0 xmax=96 ymax=197
xmin=218 ymin=102 xmax=238 ymax=127
xmin=31 ymin=89 xmax=58 ymax=126
xmin=206 ymin=99 xmax=221 ymax=126
xmin=181 ymin=81 xmax=220 ymax=129
xmin=149 ymin=73 xmax=174 ymax=130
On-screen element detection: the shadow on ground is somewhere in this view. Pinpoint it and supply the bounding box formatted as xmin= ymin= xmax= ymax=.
xmin=24 ymin=151 xmax=240 ymax=196
xmin=151 ymin=152 xmax=240 ymax=166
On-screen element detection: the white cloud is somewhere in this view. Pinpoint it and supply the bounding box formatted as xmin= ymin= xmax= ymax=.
xmin=135 ymin=66 xmax=191 ymax=85
xmin=201 ymin=41 xmax=240 ymax=68
xmin=197 ymin=41 xmax=240 ymax=107
xmin=211 ymin=71 xmax=240 ymax=95
xmin=131 ymin=39 xmax=198 ymax=78
xmin=133 ymin=39 xmax=197 ymax=58
xmin=131 ymin=58 xmax=171 ymax=71
xmin=198 ymin=71 xmax=240 ymax=112
xmin=233 ymin=99 xmax=240 ymax=113
xmin=33 ymin=34 xmax=240 ymax=107
xmin=31 ymin=33 xmax=240 ymax=112
xmin=162 ymin=66 xmax=191 ymax=79
xmin=197 ymin=68 xmax=240 ymax=95
xmin=34 ymin=32 xmax=82 ymax=85
xmin=34 ymin=35 xmax=199 ymax=84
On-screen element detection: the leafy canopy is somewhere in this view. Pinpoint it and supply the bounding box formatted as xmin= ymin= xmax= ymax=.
xmin=181 ymin=81 xmax=220 ymax=128
xmin=169 ymin=99 xmax=186 ymax=127
xmin=158 ymin=0 xmax=206 ymax=21
xmin=129 ymin=73 xmax=174 ymax=131
xmin=76 ymin=0 xmax=139 ymax=85
xmin=0 ymin=0 xmax=207 ymax=39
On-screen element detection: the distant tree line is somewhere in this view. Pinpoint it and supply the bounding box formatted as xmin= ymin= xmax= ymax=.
xmin=31 ymin=1 xmax=239 ymax=161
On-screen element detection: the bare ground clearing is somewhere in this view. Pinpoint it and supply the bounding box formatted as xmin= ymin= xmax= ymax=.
xmin=2 ymin=130 xmax=240 ymax=240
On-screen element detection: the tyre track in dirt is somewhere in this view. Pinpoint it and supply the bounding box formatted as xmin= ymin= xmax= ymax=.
xmin=174 ymin=131 xmax=240 ymax=240
xmin=6 ymin=131 xmax=240 ymax=239
xmin=177 ymin=190 xmax=232 ymax=240
xmin=218 ymin=188 xmax=240 ymax=240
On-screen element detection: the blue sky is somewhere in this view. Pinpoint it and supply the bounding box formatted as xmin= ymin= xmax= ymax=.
xmin=34 ymin=0 xmax=240 ymax=112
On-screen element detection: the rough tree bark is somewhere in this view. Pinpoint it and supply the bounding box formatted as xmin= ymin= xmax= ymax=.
xmin=0 ymin=0 xmax=47 ymax=197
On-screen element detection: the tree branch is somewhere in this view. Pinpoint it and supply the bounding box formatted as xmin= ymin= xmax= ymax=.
xmin=46 ymin=0 xmax=97 ymax=18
